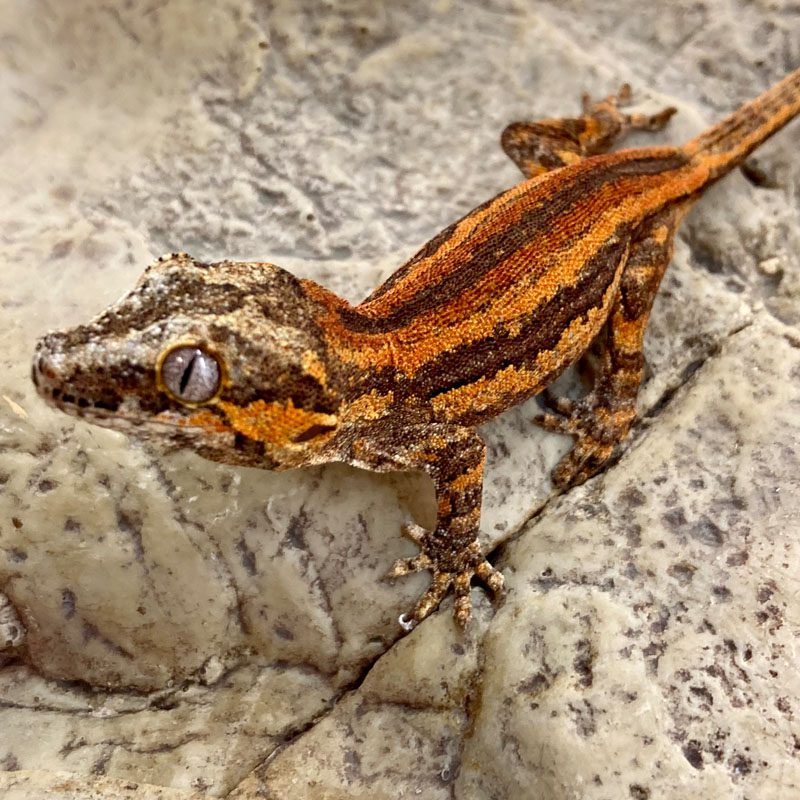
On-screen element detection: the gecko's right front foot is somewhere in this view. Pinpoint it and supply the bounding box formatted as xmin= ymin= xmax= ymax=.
xmin=391 ymin=523 xmax=505 ymax=629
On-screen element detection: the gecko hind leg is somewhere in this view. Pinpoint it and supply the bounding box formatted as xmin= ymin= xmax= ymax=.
xmin=501 ymin=83 xmax=677 ymax=178
xmin=534 ymin=203 xmax=692 ymax=489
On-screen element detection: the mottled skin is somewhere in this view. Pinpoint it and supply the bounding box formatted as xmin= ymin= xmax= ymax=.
xmin=33 ymin=70 xmax=800 ymax=628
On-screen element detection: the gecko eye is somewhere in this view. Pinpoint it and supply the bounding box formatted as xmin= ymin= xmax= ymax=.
xmin=159 ymin=346 xmax=221 ymax=404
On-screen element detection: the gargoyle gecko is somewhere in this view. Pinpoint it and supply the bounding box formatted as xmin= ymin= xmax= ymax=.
xmin=33 ymin=69 xmax=800 ymax=628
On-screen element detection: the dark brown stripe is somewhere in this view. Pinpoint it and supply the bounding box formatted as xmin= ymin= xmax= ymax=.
xmin=205 ymin=325 xmax=336 ymax=412
xmin=363 ymin=194 xmax=500 ymax=303
xmin=687 ymin=69 xmax=800 ymax=174
xmin=408 ymin=228 xmax=631 ymax=403
xmin=343 ymin=151 xmax=688 ymax=334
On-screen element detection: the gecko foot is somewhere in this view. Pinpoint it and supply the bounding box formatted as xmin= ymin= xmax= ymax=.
xmin=391 ymin=524 xmax=505 ymax=629
xmin=534 ymin=391 xmax=636 ymax=490
xmin=582 ymin=84 xmax=677 ymax=133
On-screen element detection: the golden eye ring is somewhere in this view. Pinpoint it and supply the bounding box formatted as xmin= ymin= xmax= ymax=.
xmin=156 ymin=344 xmax=225 ymax=406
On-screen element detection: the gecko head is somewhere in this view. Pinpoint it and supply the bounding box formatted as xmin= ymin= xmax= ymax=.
xmin=32 ymin=254 xmax=343 ymax=468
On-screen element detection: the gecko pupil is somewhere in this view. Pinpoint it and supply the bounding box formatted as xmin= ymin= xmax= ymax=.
xmin=161 ymin=346 xmax=221 ymax=404
xmin=179 ymin=354 xmax=196 ymax=394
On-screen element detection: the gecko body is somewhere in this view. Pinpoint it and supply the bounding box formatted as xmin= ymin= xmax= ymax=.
xmin=33 ymin=69 xmax=800 ymax=627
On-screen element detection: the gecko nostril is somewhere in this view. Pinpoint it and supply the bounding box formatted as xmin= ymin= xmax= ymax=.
xmin=34 ymin=352 xmax=60 ymax=382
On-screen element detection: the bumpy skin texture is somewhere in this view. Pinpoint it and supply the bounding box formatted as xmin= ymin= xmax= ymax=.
xmin=33 ymin=69 xmax=800 ymax=628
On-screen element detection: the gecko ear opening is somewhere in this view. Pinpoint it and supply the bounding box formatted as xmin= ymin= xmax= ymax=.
xmin=157 ymin=345 xmax=223 ymax=405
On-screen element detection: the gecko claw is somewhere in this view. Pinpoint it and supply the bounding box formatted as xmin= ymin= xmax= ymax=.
xmin=391 ymin=553 xmax=433 ymax=576
xmin=398 ymin=613 xmax=417 ymax=632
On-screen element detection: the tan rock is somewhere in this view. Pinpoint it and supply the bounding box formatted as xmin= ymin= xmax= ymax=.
xmin=1 ymin=0 xmax=798 ymax=797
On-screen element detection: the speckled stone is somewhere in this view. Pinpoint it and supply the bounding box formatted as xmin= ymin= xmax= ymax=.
xmin=0 ymin=771 xmax=205 ymax=800
xmin=0 ymin=0 xmax=798 ymax=797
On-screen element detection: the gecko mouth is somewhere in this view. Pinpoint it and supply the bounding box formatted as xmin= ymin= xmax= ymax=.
xmin=31 ymin=351 xmax=227 ymax=441
xmin=32 ymin=356 xmax=127 ymax=418
xmin=31 ymin=357 xmax=234 ymax=450
xmin=34 ymin=382 xmax=125 ymax=418
xmin=34 ymin=374 xmax=235 ymax=450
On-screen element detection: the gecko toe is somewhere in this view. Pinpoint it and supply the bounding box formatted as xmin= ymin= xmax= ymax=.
xmin=615 ymin=82 xmax=633 ymax=105
xmin=412 ymin=571 xmax=453 ymax=623
xmin=627 ymin=106 xmax=678 ymax=131
xmin=391 ymin=553 xmax=433 ymax=576
xmin=475 ymin=560 xmax=506 ymax=596
xmin=401 ymin=522 xmax=428 ymax=545
xmin=648 ymin=105 xmax=678 ymax=129
xmin=453 ymin=572 xmax=473 ymax=627
xmin=552 ymin=436 xmax=615 ymax=490
xmin=533 ymin=411 xmax=578 ymax=435
xmin=582 ymin=83 xmax=632 ymax=114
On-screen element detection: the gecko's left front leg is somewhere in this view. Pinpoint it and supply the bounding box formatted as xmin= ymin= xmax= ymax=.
xmin=346 ymin=423 xmax=505 ymax=628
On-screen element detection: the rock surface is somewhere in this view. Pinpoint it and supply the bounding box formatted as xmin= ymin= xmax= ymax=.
xmin=0 ymin=0 xmax=798 ymax=797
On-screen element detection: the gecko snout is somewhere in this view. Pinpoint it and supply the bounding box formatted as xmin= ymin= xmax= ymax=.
xmin=32 ymin=331 xmax=127 ymax=416
xmin=32 ymin=335 xmax=76 ymax=408
xmin=31 ymin=335 xmax=63 ymax=391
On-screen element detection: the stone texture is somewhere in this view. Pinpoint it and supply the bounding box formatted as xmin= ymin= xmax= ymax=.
xmin=0 ymin=771 xmax=205 ymax=800
xmin=0 ymin=0 xmax=798 ymax=797
xmin=0 ymin=662 xmax=332 ymax=793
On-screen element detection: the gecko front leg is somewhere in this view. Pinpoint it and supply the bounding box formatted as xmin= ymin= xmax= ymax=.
xmin=345 ymin=423 xmax=505 ymax=628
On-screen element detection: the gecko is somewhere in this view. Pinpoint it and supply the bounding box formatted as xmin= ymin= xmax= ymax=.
xmin=32 ymin=68 xmax=800 ymax=629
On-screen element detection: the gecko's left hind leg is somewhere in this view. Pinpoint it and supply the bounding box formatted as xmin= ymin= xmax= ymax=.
xmin=501 ymin=84 xmax=677 ymax=179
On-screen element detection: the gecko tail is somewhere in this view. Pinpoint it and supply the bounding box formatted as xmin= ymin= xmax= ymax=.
xmin=684 ymin=66 xmax=800 ymax=178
